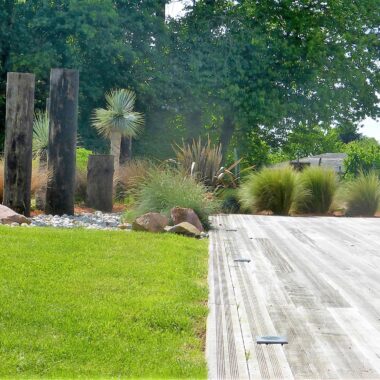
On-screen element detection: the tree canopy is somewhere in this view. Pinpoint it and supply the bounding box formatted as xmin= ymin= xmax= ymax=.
xmin=1 ymin=0 xmax=379 ymax=164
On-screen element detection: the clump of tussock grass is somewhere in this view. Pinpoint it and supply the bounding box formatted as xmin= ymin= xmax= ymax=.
xmin=296 ymin=166 xmax=337 ymax=214
xmin=344 ymin=171 xmax=380 ymax=216
xmin=125 ymin=168 xmax=220 ymax=227
xmin=115 ymin=159 xmax=154 ymax=196
xmin=238 ymin=166 xmax=301 ymax=215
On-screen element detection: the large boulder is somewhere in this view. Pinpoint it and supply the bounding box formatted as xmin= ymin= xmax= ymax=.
xmin=166 ymin=222 xmax=201 ymax=238
xmin=0 ymin=205 xmax=31 ymax=225
xmin=170 ymin=207 xmax=204 ymax=232
xmin=132 ymin=212 xmax=168 ymax=233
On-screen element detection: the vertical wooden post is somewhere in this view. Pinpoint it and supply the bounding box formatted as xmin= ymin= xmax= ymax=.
xmin=45 ymin=68 xmax=79 ymax=216
xmin=86 ymin=155 xmax=114 ymax=212
xmin=3 ymin=72 xmax=35 ymax=216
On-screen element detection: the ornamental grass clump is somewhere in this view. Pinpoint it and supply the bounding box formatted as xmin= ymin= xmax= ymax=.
xmin=297 ymin=167 xmax=337 ymax=214
xmin=238 ymin=167 xmax=299 ymax=215
xmin=116 ymin=159 xmax=154 ymax=192
xmin=345 ymin=171 xmax=380 ymax=216
xmin=128 ymin=168 xmax=219 ymax=227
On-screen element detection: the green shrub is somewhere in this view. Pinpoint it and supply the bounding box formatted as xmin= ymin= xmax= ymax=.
xmin=345 ymin=171 xmax=380 ymax=216
xmin=126 ymin=168 xmax=220 ymax=227
xmin=343 ymin=138 xmax=380 ymax=178
xmin=76 ymin=148 xmax=93 ymax=171
xmin=238 ymin=167 xmax=299 ymax=215
xmin=218 ymin=188 xmax=241 ymax=214
xmin=297 ymin=167 xmax=337 ymax=214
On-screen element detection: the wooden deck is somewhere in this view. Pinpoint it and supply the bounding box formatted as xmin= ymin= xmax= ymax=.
xmin=207 ymin=215 xmax=380 ymax=379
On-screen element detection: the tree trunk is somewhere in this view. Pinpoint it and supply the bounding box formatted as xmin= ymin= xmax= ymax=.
xmin=220 ymin=113 xmax=235 ymax=163
xmin=86 ymin=155 xmax=114 ymax=212
xmin=157 ymin=0 xmax=166 ymax=21
xmin=45 ymin=69 xmax=79 ymax=216
xmin=110 ymin=130 xmax=122 ymax=173
xmin=186 ymin=110 xmax=202 ymax=141
xmin=120 ymin=136 xmax=132 ymax=164
xmin=3 ymin=72 xmax=35 ymax=216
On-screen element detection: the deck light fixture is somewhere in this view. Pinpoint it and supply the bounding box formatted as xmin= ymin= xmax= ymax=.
xmin=256 ymin=336 xmax=288 ymax=345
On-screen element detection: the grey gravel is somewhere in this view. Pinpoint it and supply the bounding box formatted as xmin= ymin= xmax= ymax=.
xmin=30 ymin=211 xmax=131 ymax=231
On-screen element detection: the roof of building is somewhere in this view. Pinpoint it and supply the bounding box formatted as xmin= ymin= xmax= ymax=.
xmin=290 ymin=153 xmax=347 ymax=172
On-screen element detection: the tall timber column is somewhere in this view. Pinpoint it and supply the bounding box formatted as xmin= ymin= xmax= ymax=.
xmin=45 ymin=68 xmax=79 ymax=216
xmin=3 ymin=72 xmax=35 ymax=216
xmin=86 ymin=155 xmax=114 ymax=212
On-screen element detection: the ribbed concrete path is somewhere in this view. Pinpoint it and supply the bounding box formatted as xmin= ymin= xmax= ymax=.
xmin=207 ymin=215 xmax=380 ymax=379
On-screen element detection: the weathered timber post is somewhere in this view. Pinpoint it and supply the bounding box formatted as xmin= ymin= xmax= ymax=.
xmin=45 ymin=68 xmax=79 ymax=216
xmin=3 ymin=72 xmax=35 ymax=216
xmin=86 ymin=155 xmax=114 ymax=212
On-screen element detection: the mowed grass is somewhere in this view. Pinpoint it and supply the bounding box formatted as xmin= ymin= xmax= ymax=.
xmin=0 ymin=227 xmax=209 ymax=378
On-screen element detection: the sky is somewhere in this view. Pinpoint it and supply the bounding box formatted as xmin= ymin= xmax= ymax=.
xmin=166 ymin=1 xmax=380 ymax=141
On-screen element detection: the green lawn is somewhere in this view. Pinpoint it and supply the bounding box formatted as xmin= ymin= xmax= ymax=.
xmin=0 ymin=227 xmax=208 ymax=378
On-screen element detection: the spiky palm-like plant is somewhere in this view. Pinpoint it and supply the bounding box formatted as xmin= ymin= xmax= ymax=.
xmin=173 ymin=137 xmax=222 ymax=186
xmin=32 ymin=111 xmax=49 ymax=163
xmin=92 ymin=89 xmax=143 ymax=172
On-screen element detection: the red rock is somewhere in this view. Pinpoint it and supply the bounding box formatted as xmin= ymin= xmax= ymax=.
xmin=0 ymin=205 xmax=31 ymax=225
xmin=132 ymin=212 xmax=168 ymax=233
xmin=170 ymin=207 xmax=204 ymax=232
xmin=167 ymin=222 xmax=201 ymax=238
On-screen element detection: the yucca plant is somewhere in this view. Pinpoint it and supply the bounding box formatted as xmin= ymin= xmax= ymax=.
xmin=345 ymin=171 xmax=380 ymax=216
xmin=173 ymin=137 xmax=222 ymax=186
xmin=92 ymin=89 xmax=144 ymax=172
xmin=297 ymin=167 xmax=337 ymax=214
xmin=32 ymin=111 xmax=49 ymax=164
xmin=238 ymin=166 xmax=300 ymax=215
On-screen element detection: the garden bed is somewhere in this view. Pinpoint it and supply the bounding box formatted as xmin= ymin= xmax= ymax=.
xmin=0 ymin=227 xmax=208 ymax=378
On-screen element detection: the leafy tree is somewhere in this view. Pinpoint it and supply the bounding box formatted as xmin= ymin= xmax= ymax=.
xmin=164 ymin=0 xmax=380 ymax=162
xmin=283 ymin=125 xmax=343 ymax=159
xmin=0 ymin=0 xmax=162 ymax=152
xmin=343 ymin=138 xmax=380 ymax=178
xmin=1 ymin=0 xmax=379 ymax=166
xmin=336 ymin=122 xmax=363 ymax=144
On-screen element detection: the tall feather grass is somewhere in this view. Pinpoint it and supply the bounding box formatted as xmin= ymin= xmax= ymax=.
xmin=344 ymin=171 xmax=380 ymax=216
xmin=1 ymin=160 xmax=48 ymax=207
xmin=125 ymin=168 xmax=219 ymax=227
xmin=297 ymin=167 xmax=337 ymax=214
xmin=116 ymin=159 xmax=153 ymax=194
xmin=238 ymin=167 xmax=300 ymax=215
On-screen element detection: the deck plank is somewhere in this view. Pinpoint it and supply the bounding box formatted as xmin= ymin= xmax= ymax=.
xmin=207 ymin=215 xmax=380 ymax=379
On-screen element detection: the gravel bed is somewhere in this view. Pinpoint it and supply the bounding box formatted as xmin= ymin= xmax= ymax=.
xmin=29 ymin=211 xmax=131 ymax=230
